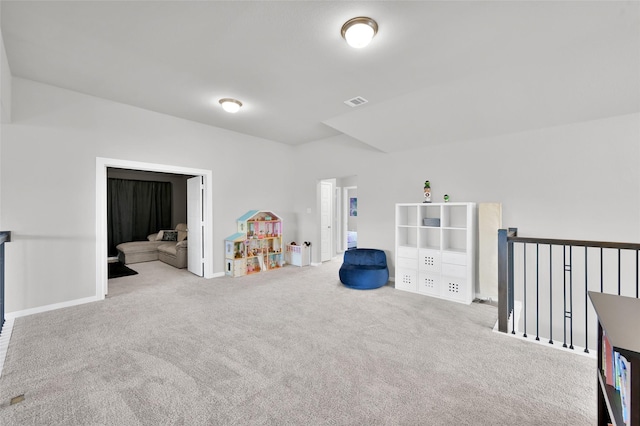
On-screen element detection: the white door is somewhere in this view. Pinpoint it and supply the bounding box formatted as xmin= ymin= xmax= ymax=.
xmin=320 ymin=181 xmax=333 ymax=262
xmin=187 ymin=176 xmax=204 ymax=276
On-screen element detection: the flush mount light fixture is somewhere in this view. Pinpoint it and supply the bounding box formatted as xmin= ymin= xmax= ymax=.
xmin=341 ymin=17 xmax=378 ymax=48
xmin=219 ymin=98 xmax=243 ymax=113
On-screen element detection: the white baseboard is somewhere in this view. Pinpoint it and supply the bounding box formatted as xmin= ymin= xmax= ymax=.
xmin=492 ymin=318 xmax=595 ymax=359
xmin=6 ymin=296 xmax=99 ymax=320
xmin=474 ymin=293 xmax=497 ymax=303
xmin=211 ymin=272 xmax=225 ymax=278
xmin=0 ymin=317 xmax=15 ymax=378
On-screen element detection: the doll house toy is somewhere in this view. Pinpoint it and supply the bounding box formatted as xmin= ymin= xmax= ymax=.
xmin=225 ymin=210 xmax=283 ymax=277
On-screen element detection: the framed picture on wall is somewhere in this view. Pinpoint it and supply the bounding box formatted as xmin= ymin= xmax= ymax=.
xmin=350 ymin=198 xmax=357 ymax=216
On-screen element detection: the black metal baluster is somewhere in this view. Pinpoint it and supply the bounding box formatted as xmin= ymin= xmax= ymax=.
xmin=509 ymin=239 xmax=515 ymax=335
xmin=618 ymin=248 xmax=621 ymax=295
xmin=523 ymin=244 xmax=527 ymax=338
xmin=536 ymin=243 xmax=540 ymax=341
xmin=600 ymin=247 xmax=603 ymax=292
xmin=563 ymin=245 xmax=567 ymax=347
xmin=563 ymin=245 xmax=574 ymax=349
xmin=584 ymin=248 xmax=589 ymax=353
xmin=549 ymin=244 xmax=553 ymax=345
xmin=569 ymin=246 xmax=573 ymax=350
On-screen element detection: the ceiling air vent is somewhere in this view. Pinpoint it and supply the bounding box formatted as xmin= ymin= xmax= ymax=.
xmin=344 ymin=96 xmax=368 ymax=107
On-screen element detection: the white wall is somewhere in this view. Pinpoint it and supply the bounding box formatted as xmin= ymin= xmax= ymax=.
xmin=2 ymin=75 xmax=639 ymax=316
xmin=294 ymin=113 xmax=640 ymax=291
xmin=0 ymin=18 xmax=12 ymax=227
xmin=0 ymin=10 xmax=10 ymax=126
xmin=2 ymin=78 xmax=295 ymax=313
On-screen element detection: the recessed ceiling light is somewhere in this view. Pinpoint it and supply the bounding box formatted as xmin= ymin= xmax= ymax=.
xmin=219 ymin=98 xmax=243 ymax=113
xmin=341 ymin=17 xmax=378 ymax=48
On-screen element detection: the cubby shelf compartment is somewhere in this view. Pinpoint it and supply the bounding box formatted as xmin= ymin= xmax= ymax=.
xmin=395 ymin=202 xmax=476 ymax=304
xmin=590 ymin=292 xmax=639 ymax=426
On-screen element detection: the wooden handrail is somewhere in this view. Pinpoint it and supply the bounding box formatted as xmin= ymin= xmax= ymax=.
xmin=0 ymin=231 xmax=10 ymax=244
xmin=506 ymin=235 xmax=640 ymax=250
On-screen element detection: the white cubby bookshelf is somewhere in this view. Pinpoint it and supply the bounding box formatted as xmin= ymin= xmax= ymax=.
xmin=395 ymin=202 xmax=476 ymax=304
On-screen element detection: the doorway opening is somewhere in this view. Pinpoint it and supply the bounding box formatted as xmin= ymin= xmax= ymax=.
xmin=106 ymin=168 xmax=192 ymax=261
xmin=318 ymin=176 xmax=357 ymax=262
xmin=344 ymin=185 xmax=357 ymax=250
xmin=96 ymin=158 xmax=214 ymax=299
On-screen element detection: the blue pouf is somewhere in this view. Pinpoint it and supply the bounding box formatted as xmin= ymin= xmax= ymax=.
xmin=339 ymin=248 xmax=389 ymax=290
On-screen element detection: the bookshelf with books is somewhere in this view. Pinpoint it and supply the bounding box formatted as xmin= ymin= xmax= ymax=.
xmin=589 ymin=292 xmax=640 ymax=426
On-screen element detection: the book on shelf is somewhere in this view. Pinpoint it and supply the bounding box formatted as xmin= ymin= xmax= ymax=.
xmin=606 ymin=345 xmax=632 ymax=425
xmin=602 ymin=330 xmax=633 ymax=426
xmin=603 ymin=332 xmax=614 ymax=386
xmin=618 ymin=353 xmax=631 ymax=425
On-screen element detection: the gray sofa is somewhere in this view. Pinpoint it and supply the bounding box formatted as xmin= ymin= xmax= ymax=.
xmin=116 ymin=223 xmax=188 ymax=269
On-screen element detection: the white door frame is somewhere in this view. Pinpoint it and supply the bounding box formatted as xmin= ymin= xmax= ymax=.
xmin=96 ymin=157 xmax=214 ymax=299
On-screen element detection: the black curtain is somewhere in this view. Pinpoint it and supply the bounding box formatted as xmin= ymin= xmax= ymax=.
xmin=107 ymin=178 xmax=172 ymax=256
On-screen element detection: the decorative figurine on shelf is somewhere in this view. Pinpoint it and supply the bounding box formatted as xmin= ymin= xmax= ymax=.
xmin=444 ymin=194 xmax=450 ymax=203
xmin=423 ymin=180 xmax=432 ymax=203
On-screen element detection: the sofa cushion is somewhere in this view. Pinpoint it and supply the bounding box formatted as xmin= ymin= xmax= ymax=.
xmin=158 ymin=243 xmax=176 ymax=255
xmin=175 ymin=223 xmax=188 ymax=242
xmin=158 ymin=238 xmax=187 ymax=269
xmin=116 ymin=240 xmax=166 ymax=264
xmin=162 ymin=230 xmax=178 ymax=241
xmin=116 ymin=240 xmax=166 ymax=253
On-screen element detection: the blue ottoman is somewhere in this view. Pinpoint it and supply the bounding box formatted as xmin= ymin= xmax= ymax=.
xmin=339 ymin=248 xmax=389 ymax=290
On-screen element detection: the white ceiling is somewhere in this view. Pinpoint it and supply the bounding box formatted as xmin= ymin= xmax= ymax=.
xmin=1 ymin=1 xmax=639 ymax=152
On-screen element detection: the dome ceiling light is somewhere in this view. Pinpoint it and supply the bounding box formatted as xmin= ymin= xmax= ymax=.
xmin=341 ymin=17 xmax=378 ymax=48
xmin=219 ymin=98 xmax=243 ymax=113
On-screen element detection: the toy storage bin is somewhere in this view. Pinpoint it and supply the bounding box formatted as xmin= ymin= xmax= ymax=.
xmin=285 ymin=244 xmax=310 ymax=267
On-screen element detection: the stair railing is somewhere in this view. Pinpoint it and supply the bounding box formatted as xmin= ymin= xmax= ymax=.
xmin=497 ymin=228 xmax=640 ymax=353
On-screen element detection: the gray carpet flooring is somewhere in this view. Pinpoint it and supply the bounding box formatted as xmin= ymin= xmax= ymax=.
xmin=0 ymin=259 xmax=595 ymax=425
